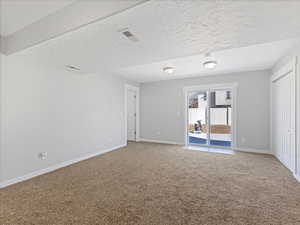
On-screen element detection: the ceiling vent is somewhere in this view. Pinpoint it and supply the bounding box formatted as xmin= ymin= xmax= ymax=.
xmin=65 ymin=65 xmax=81 ymax=71
xmin=120 ymin=29 xmax=139 ymax=42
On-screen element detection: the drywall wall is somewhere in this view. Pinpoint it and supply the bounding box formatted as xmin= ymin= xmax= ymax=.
xmin=0 ymin=36 xmax=5 ymax=54
xmin=140 ymin=70 xmax=270 ymax=152
xmin=0 ymin=50 xmax=135 ymax=184
xmin=272 ymin=43 xmax=300 ymax=179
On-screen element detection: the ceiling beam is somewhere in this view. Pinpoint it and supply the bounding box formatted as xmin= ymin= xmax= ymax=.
xmin=2 ymin=0 xmax=149 ymax=55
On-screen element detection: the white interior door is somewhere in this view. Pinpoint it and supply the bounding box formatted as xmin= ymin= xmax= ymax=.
xmin=127 ymin=89 xmax=136 ymax=141
xmin=272 ymin=69 xmax=296 ymax=172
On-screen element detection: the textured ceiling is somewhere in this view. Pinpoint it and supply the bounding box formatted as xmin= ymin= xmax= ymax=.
xmin=115 ymin=39 xmax=300 ymax=83
xmin=4 ymin=0 xmax=300 ymax=82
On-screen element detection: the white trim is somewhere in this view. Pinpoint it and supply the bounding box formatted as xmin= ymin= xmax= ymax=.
xmin=270 ymin=74 xmax=274 ymax=155
xmin=183 ymin=82 xmax=238 ymax=149
xmin=125 ymin=84 xmax=140 ymax=142
xmin=296 ymin=56 xmax=300 ymax=179
xmin=231 ymin=85 xmax=238 ymax=149
xmin=292 ymin=57 xmax=297 ymax=173
xmin=183 ymin=82 xmax=238 ymax=93
xmin=294 ymin=173 xmax=300 ymax=183
xmin=270 ymin=57 xmax=297 ymax=174
xmin=139 ymin=138 xmax=184 ymax=145
xmin=271 ymin=60 xmax=294 ymax=82
xmin=140 ymin=138 xmax=269 ymax=155
xmin=0 ymin=144 xmax=126 ymax=189
xmin=234 ymin=147 xmax=270 ymax=155
xmin=184 ymin=90 xmax=189 ymax=146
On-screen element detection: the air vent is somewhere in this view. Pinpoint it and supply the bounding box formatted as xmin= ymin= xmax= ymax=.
xmin=120 ymin=29 xmax=139 ymax=42
xmin=65 ymin=65 xmax=81 ymax=71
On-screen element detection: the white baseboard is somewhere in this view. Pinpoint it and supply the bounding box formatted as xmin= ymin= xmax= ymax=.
xmin=140 ymin=139 xmax=270 ymax=155
xmin=234 ymin=147 xmax=270 ymax=154
xmin=0 ymin=143 xmax=127 ymax=189
xmin=294 ymin=173 xmax=300 ymax=183
xmin=139 ymin=138 xmax=184 ymax=145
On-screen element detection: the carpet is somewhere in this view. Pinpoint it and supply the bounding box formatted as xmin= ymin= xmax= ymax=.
xmin=1 ymin=142 xmax=299 ymax=225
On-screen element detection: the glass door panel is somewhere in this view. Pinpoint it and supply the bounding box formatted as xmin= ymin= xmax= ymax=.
xmin=188 ymin=91 xmax=209 ymax=145
xmin=209 ymin=90 xmax=232 ymax=147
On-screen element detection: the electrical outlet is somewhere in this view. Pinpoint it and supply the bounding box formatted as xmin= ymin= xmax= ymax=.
xmin=38 ymin=152 xmax=47 ymax=160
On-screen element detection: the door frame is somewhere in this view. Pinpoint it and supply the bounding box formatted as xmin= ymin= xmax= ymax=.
xmin=125 ymin=84 xmax=140 ymax=143
xmin=270 ymin=56 xmax=297 ymax=174
xmin=183 ymin=82 xmax=238 ymax=149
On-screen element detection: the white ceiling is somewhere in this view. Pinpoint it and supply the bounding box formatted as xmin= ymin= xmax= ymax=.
xmin=3 ymin=0 xmax=300 ymax=83
xmin=0 ymin=0 xmax=76 ymax=36
xmin=115 ymin=39 xmax=300 ymax=83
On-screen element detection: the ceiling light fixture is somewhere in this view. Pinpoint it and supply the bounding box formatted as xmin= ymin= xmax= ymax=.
xmin=203 ymin=53 xmax=217 ymax=69
xmin=163 ymin=66 xmax=174 ymax=74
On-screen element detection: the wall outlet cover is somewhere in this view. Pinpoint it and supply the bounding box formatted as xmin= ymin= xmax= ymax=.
xmin=38 ymin=152 xmax=47 ymax=160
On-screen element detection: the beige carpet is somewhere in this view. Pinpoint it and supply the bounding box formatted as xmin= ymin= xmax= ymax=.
xmin=1 ymin=142 xmax=300 ymax=225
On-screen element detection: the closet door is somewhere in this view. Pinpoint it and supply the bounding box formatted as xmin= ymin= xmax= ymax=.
xmin=272 ymin=68 xmax=295 ymax=172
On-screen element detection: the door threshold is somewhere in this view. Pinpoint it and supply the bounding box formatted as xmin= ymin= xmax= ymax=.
xmin=184 ymin=145 xmax=235 ymax=155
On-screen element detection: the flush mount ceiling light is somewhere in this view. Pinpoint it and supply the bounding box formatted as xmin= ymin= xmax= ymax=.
xmin=203 ymin=53 xmax=218 ymax=69
xmin=163 ymin=66 xmax=174 ymax=74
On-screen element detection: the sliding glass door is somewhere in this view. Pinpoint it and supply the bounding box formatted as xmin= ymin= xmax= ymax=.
xmin=188 ymin=91 xmax=209 ymax=145
xmin=187 ymin=88 xmax=233 ymax=148
xmin=209 ymin=90 xmax=232 ymax=147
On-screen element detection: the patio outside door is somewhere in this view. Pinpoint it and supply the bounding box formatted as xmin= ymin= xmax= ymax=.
xmin=187 ymin=88 xmax=233 ymax=148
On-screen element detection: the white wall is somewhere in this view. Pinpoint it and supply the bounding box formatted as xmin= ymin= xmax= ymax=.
xmin=0 ymin=50 xmax=135 ymax=183
xmin=272 ymin=43 xmax=300 ymax=178
xmin=140 ymin=70 xmax=270 ymax=152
